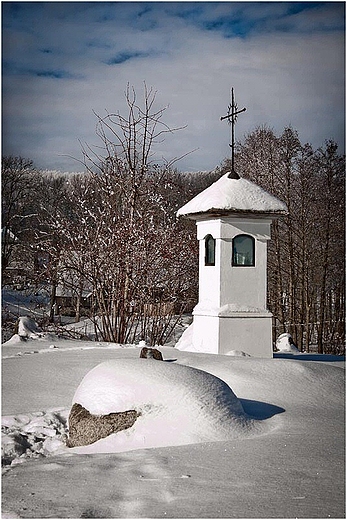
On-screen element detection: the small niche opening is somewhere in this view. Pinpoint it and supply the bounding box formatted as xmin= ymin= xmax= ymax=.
xmin=205 ymin=234 xmax=216 ymax=266
xmin=232 ymin=234 xmax=255 ymax=267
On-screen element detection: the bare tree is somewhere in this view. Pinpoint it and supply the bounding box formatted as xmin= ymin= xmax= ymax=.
xmin=1 ymin=156 xmax=40 ymax=282
xmin=313 ymin=141 xmax=345 ymax=353
xmin=47 ymin=84 xmax=193 ymax=344
xmin=234 ymin=127 xmax=345 ymax=353
xmin=33 ymin=172 xmax=72 ymax=322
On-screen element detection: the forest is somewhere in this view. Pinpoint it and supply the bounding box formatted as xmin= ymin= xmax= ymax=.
xmin=2 ymin=87 xmax=345 ymax=354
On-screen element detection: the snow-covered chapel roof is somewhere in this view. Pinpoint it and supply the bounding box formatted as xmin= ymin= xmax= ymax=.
xmin=177 ymin=172 xmax=288 ymax=219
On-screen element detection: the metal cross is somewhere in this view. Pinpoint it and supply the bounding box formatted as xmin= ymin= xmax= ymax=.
xmin=220 ymin=87 xmax=246 ymax=179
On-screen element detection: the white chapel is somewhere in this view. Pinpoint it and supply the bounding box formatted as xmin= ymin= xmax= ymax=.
xmin=176 ymin=171 xmax=288 ymax=358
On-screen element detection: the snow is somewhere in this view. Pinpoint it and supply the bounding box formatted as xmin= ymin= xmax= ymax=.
xmin=276 ymin=332 xmax=301 ymax=353
xmin=2 ymin=288 xmax=48 ymax=317
xmin=225 ymin=349 xmax=251 ymax=357
xmin=177 ymin=172 xmax=288 ymax=218
xmin=70 ymin=358 xmax=264 ymax=454
xmin=1 ymin=325 xmax=345 ymax=518
xmin=2 ymin=409 xmax=68 ymax=467
xmin=175 ymin=321 xmax=194 ymax=351
xmin=16 ymin=316 xmax=44 ymax=339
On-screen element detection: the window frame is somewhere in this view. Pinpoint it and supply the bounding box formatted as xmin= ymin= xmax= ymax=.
xmin=205 ymin=234 xmax=216 ymax=266
xmin=232 ymin=234 xmax=255 ymax=267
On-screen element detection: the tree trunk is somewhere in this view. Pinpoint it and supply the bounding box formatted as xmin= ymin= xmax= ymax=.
xmin=49 ymin=278 xmax=58 ymax=323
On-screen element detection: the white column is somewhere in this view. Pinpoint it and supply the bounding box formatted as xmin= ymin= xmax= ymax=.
xmin=192 ymin=217 xmax=274 ymax=357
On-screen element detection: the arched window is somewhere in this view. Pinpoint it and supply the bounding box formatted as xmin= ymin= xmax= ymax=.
xmin=232 ymin=234 xmax=255 ymax=266
xmin=205 ymin=234 xmax=215 ymax=266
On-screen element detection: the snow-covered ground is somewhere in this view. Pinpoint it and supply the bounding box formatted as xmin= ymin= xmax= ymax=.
xmin=1 ymin=321 xmax=345 ymax=518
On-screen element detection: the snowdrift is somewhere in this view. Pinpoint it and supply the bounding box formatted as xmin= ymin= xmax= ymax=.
xmin=69 ymin=358 xmax=268 ymax=453
xmin=276 ymin=332 xmax=300 ymax=353
xmin=1 ymin=338 xmax=344 ymax=519
xmin=4 ymin=316 xmax=44 ymax=344
xmin=2 ymin=409 xmax=69 ymax=467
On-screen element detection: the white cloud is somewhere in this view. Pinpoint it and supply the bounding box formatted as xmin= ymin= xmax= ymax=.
xmin=2 ymin=2 xmax=345 ymax=172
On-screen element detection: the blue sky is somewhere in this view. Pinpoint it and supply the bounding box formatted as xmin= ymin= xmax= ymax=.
xmin=2 ymin=1 xmax=345 ymax=172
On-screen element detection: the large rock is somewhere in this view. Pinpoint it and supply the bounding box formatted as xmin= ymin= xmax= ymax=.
xmin=67 ymin=403 xmax=139 ymax=448
xmin=139 ymin=347 xmax=163 ymax=360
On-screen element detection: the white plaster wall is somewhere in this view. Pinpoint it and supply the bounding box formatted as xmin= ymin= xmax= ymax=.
xmin=192 ymin=312 xmax=273 ymax=357
xmin=218 ymin=315 xmax=273 ymax=358
xmin=193 ymin=216 xmax=274 ymax=358
xmin=196 ymin=217 xmax=271 ymax=311
xmin=198 ymin=233 xmax=220 ymax=308
xmin=220 ymin=238 xmax=268 ymax=310
xmin=218 ymin=219 xmax=272 ymax=240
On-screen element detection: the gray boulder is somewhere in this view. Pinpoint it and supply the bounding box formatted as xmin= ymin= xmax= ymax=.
xmin=139 ymin=347 xmax=163 ymax=360
xmin=67 ymin=403 xmax=139 ymax=448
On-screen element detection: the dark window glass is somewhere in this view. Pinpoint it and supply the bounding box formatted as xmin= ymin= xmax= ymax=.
xmin=205 ymin=234 xmax=215 ymax=266
xmin=232 ymin=234 xmax=255 ymax=266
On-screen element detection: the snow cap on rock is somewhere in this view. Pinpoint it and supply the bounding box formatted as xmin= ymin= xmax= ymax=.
xmin=276 ymin=333 xmax=300 ymax=354
xmin=177 ymin=172 xmax=288 ymax=219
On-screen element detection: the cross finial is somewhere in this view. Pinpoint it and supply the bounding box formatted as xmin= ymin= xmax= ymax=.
xmin=220 ymin=88 xmax=246 ymax=179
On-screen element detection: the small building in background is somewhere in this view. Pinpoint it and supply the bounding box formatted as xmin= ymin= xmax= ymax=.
xmin=55 ymin=285 xmax=92 ymax=317
xmin=177 ymin=171 xmax=287 ymax=358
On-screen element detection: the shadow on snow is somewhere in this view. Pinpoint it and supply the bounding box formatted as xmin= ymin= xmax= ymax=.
xmin=274 ymin=353 xmax=345 ymax=362
xmin=240 ymin=399 xmax=285 ymax=420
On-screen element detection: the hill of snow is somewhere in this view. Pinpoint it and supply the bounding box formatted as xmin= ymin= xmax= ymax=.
xmin=1 ymin=330 xmax=345 ymax=518
xmin=69 ymin=358 xmax=267 ymax=454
